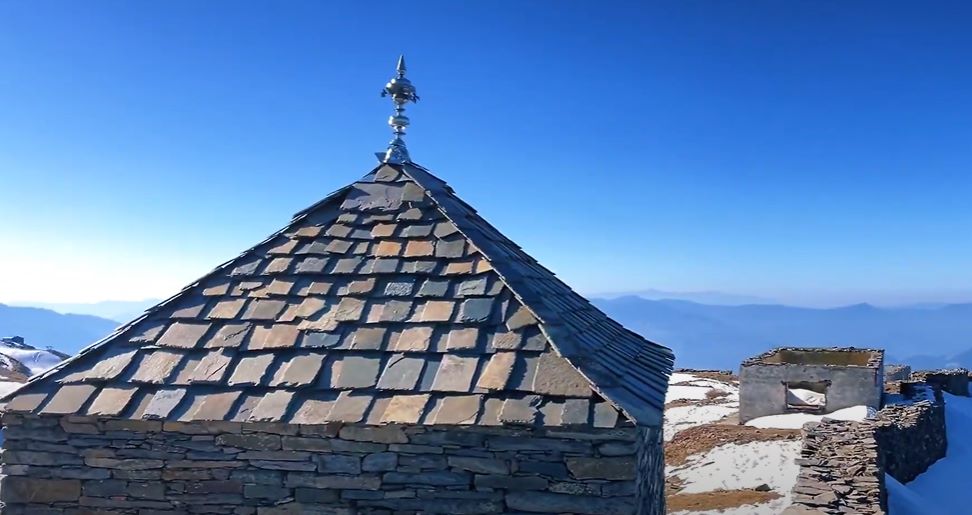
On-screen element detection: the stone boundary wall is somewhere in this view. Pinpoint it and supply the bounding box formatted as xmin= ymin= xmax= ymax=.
xmin=911 ymin=369 xmax=970 ymax=397
xmin=782 ymin=419 xmax=885 ymax=515
xmin=874 ymin=401 xmax=946 ymax=483
xmin=0 ymin=413 xmax=656 ymax=515
xmin=782 ymin=399 xmax=947 ymax=514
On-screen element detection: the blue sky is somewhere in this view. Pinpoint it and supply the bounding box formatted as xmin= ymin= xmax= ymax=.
xmin=2 ymin=1 xmax=971 ymax=306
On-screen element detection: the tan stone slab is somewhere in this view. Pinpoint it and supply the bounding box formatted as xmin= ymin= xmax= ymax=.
xmin=392 ymin=326 xmax=433 ymax=352
xmin=60 ymin=347 xmax=138 ymax=383
xmin=531 ymin=352 xmax=592 ymax=398
xmin=345 ymin=277 xmax=376 ymax=295
xmin=142 ymin=389 xmax=187 ymax=419
xmin=371 ymin=223 xmax=397 ymax=238
xmin=229 ymin=393 xmax=262 ymax=422
xmin=432 ymin=394 xmax=483 ymax=425
xmin=561 ymin=398 xmax=591 ymax=426
xmin=365 ymin=396 xmax=392 ymax=425
xmin=204 ymin=323 xmax=251 ymax=348
xmin=127 ymin=390 xmax=155 ymax=419
xmin=171 ymin=354 xmax=203 ymax=385
xmin=183 ymin=390 xmax=242 ymax=421
xmin=297 ymin=311 xmax=339 ymax=332
xmin=248 ymin=390 xmax=294 ymax=422
xmin=242 ymin=299 xmax=287 ymax=321
xmin=128 ymin=320 xmax=167 ymax=344
xmin=202 ymin=280 xmax=231 ymax=296
xmin=233 ymin=280 xmax=265 ymax=295
xmin=433 ymin=221 xmax=459 ymax=238
xmin=381 ymin=394 xmax=430 ymax=424
xmin=444 ymin=261 xmax=475 ymax=275
xmin=325 ymin=391 xmax=373 ymax=423
xmin=263 ymin=257 xmax=293 ymax=274
xmin=330 ymin=355 xmax=381 ymax=389
xmin=431 ymin=355 xmax=480 ymax=393
xmin=506 ymin=305 xmax=539 ymax=331
xmin=593 ymin=401 xmax=620 ymax=428
xmin=5 ymin=391 xmax=51 ymax=413
xmin=290 ymin=392 xmax=340 ymax=424
xmin=189 ymin=350 xmax=234 ymax=384
xmin=249 ymin=324 xmax=300 ymax=350
xmin=490 ymin=330 xmax=522 ymax=350
xmin=295 ymin=297 xmax=327 ymax=319
xmin=443 ymin=328 xmax=477 ymax=351
xmin=171 ymin=297 xmax=209 ymax=318
xmin=86 ymin=386 xmax=139 ymax=417
xmin=538 ymin=399 xmax=564 ymax=426
xmin=477 ymin=397 xmax=503 ymax=426
xmin=296 ymin=280 xmax=333 ymax=296
xmin=294 ymin=226 xmax=323 ymax=239
xmin=268 ymin=238 xmax=299 ymax=254
xmin=350 ymin=327 xmax=386 ymax=350
xmin=266 ymin=278 xmax=296 ymax=295
xmin=476 ymin=352 xmax=516 ymax=390
xmin=333 ymin=297 xmax=365 ymax=322
xmin=269 ymin=353 xmax=325 ymax=387
xmin=375 ymin=241 xmax=403 ymax=257
xmin=206 ymin=298 xmax=247 ymax=320
xmin=131 ymin=349 xmax=185 ymax=384
xmin=499 ymin=395 xmax=541 ymax=425
xmin=157 ymin=322 xmax=211 ymax=349
xmin=475 ymin=258 xmax=494 ymax=274
xmin=376 ymin=354 xmax=425 ymax=391
xmin=226 ymin=353 xmax=275 ymax=386
xmin=403 ymin=240 xmax=434 ymax=257
xmin=419 ymin=300 xmax=455 ymax=322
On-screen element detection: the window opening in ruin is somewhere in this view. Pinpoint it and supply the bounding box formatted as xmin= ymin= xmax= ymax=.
xmin=785 ymin=380 xmax=829 ymax=411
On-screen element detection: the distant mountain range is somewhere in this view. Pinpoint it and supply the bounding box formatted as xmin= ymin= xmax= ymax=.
xmin=0 ymin=304 xmax=119 ymax=355
xmin=589 ymin=289 xmax=776 ymax=306
xmin=8 ymin=299 xmax=158 ymax=324
xmin=6 ymin=295 xmax=972 ymax=372
xmin=592 ymin=296 xmax=972 ymax=371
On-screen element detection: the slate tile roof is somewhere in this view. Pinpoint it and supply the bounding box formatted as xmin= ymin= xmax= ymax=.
xmin=2 ymin=163 xmax=673 ymax=427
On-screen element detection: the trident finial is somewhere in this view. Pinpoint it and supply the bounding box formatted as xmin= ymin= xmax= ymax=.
xmin=379 ymin=55 xmax=419 ymax=164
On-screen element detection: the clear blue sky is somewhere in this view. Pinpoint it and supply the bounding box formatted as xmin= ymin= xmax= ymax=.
xmin=2 ymin=1 xmax=971 ymax=306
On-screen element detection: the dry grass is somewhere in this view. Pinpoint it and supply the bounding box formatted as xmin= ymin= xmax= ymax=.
xmin=667 ymin=488 xmax=781 ymax=512
xmin=665 ymin=423 xmax=800 ymax=466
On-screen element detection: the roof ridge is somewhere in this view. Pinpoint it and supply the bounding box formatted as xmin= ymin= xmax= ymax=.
xmin=400 ymin=163 xmax=672 ymax=425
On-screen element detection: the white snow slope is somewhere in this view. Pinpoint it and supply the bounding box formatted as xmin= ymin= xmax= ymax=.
xmin=887 ymin=393 xmax=972 ymax=514
xmin=0 ymin=339 xmax=65 ymax=375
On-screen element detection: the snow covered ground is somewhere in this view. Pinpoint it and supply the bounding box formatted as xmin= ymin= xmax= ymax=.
xmin=0 ymin=338 xmax=65 ymax=376
xmin=887 ymin=393 xmax=972 ymax=514
xmin=664 ymin=373 xmax=740 ymax=441
xmin=665 ymin=372 xmax=801 ymax=514
xmin=745 ymin=405 xmax=874 ymax=429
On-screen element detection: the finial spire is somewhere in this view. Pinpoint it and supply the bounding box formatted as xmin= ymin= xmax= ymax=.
xmin=379 ymin=54 xmax=419 ymax=164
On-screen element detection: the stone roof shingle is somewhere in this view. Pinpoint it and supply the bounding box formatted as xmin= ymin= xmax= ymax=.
xmin=1 ymin=163 xmax=673 ymax=427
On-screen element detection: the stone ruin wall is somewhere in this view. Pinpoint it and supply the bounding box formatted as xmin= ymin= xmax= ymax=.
xmin=782 ymin=400 xmax=946 ymax=515
xmin=0 ymin=412 xmax=660 ymax=515
xmin=910 ymin=369 xmax=970 ymax=397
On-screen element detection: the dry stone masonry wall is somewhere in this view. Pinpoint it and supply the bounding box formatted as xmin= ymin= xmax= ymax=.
xmin=783 ymin=397 xmax=947 ymax=514
xmin=0 ymin=413 xmax=650 ymax=515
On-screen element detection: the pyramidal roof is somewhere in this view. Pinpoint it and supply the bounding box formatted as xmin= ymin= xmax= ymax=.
xmin=3 ymin=58 xmax=672 ymax=428
xmin=2 ymin=163 xmax=672 ymax=428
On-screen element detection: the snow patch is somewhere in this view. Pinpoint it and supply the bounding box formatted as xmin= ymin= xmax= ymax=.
xmin=665 ymin=404 xmax=738 ymax=441
xmin=668 ymin=440 xmax=802 ymax=494
xmin=745 ymin=405 xmax=873 ymax=429
xmin=0 ymin=341 xmax=65 ymax=376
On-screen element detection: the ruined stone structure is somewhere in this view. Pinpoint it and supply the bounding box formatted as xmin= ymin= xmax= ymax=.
xmin=784 ymin=386 xmax=947 ymax=514
xmin=883 ymin=364 xmax=911 ymax=382
xmin=0 ymin=60 xmax=673 ymax=515
xmin=911 ymin=368 xmax=970 ymax=397
xmin=738 ymin=347 xmax=884 ymax=423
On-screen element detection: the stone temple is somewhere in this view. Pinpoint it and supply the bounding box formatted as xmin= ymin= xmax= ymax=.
xmin=0 ymin=58 xmax=674 ymax=514
xmin=738 ymin=346 xmax=884 ymax=423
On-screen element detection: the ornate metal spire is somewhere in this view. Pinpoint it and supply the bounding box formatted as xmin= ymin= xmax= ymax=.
xmin=379 ymin=55 xmax=419 ymax=164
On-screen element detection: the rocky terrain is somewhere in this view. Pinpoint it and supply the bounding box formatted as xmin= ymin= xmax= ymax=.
xmin=0 ymin=336 xmax=69 ymax=396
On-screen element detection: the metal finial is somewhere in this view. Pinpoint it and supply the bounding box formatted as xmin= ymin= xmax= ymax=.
xmin=378 ymin=54 xmax=419 ymax=164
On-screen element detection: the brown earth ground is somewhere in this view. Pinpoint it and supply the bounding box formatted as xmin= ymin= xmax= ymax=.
xmin=667 ymin=489 xmax=782 ymax=512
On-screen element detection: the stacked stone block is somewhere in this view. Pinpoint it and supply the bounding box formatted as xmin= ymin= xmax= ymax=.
xmin=874 ymin=401 xmax=947 ymax=483
xmin=0 ymin=413 xmax=650 ymax=515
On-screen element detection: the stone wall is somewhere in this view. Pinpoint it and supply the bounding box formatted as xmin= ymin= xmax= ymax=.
xmin=0 ymin=413 xmax=660 ymax=515
xmin=782 ymin=419 xmax=885 ymax=515
xmin=883 ymin=364 xmax=911 ymax=382
xmin=911 ymin=369 xmax=970 ymax=397
xmin=874 ymin=401 xmax=946 ymax=483
xmin=782 ymin=398 xmax=947 ymax=514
